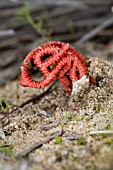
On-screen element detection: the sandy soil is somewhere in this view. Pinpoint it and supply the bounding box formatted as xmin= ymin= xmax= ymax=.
xmin=0 ymin=57 xmax=113 ymax=170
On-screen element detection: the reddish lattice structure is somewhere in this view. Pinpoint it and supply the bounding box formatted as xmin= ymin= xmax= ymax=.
xmin=20 ymin=41 xmax=88 ymax=94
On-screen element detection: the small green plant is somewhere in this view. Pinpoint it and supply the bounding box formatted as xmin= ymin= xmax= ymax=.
xmin=62 ymin=111 xmax=84 ymax=122
xmin=0 ymin=144 xmax=14 ymax=157
xmin=93 ymin=104 xmax=102 ymax=113
xmin=68 ymin=21 xmax=77 ymax=34
xmin=0 ymin=97 xmax=10 ymax=126
xmin=75 ymin=115 xmax=85 ymax=121
xmin=16 ymin=69 xmax=22 ymax=100
xmin=55 ymin=136 xmax=65 ymax=146
xmin=106 ymin=139 xmax=113 ymax=145
xmin=63 ymin=111 xmax=76 ymax=121
xmin=78 ymin=137 xmax=87 ymax=145
xmin=15 ymin=3 xmax=48 ymax=38
xmin=73 ymin=93 xmax=78 ymax=102
xmin=0 ymin=97 xmax=10 ymax=111
xmin=55 ymin=136 xmax=62 ymax=144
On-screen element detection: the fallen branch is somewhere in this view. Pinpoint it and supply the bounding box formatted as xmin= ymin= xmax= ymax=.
xmin=16 ymin=130 xmax=63 ymax=158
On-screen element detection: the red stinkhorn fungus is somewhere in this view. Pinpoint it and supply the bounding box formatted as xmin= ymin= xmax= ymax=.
xmin=20 ymin=41 xmax=88 ymax=94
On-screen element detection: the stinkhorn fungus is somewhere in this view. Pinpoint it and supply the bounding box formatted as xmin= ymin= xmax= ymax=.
xmin=20 ymin=41 xmax=88 ymax=94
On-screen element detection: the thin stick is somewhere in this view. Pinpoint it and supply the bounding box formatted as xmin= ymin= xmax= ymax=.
xmin=16 ymin=130 xmax=63 ymax=158
xmin=90 ymin=130 xmax=113 ymax=135
xmin=0 ymin=30 xmax=15 ymax=38
xmin=20 ymin=81 xmax=56 ymax=107
xmin=10 ymin=80 xmax=56 ymax=113
xmin=40 ymin=119 xmax=60 ymax=130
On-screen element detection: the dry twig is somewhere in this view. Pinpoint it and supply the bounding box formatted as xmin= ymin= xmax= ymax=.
xmin=11 ymin=80 xmax=56 ymax=112
xmin=16 ymin=130 xmax=63 ymax=157
xmin=90 ymin=130 xmax=113 ymax=135
xmin=40 ymin=119 xmax=60 ymax=130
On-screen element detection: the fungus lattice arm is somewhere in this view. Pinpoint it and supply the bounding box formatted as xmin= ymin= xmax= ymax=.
xmin=20 ymin=41 xmax=88 ymax=94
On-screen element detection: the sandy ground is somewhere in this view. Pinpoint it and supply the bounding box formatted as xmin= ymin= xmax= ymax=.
xmin=0 ymin=57 xmax=113 ymax=170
